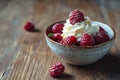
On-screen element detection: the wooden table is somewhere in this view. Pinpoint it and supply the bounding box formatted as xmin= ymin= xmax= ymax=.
xmin=0 ymin=0 xmax=120 ymax=80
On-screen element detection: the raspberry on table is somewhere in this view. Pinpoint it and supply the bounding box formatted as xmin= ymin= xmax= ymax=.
xmin=80 ymin=33 xmax=95 ymax=46
xmin=60 ymin=36 xmax=77 ymax=46
xmin=24 ymin=21 xmax=35 ymax=32
xmin=95 ymin=31 xmax=110 ymax=44
xmin=69 ymin=9 xmax=84 ymax=25
xmin=52 ymin=23 xmax=64 ymax=33
xmin=49 ymin=62 xmax=65 ymax=77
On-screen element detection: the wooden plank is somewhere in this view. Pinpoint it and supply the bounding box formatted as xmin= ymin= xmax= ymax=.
xmin=0 ymin=0 xmax=34 ymax=79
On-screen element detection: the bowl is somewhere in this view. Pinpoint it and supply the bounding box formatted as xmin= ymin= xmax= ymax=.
xmin=45 ymin=21 xmax=116 ymax=65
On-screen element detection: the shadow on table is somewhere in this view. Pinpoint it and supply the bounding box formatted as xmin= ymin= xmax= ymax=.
xmin=72 ymin=52 xmax=120 ymax=74
xmin=55 ymin=73 xmax=74 ymax=80
xmin=30 ymin=29 xmax=41 ymax=33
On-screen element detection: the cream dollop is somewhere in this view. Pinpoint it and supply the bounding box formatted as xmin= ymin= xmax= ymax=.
xmin=61 ymin=17 xmax=99 ymax=41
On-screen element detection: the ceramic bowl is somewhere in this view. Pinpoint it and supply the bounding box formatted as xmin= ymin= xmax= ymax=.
xmin=45 ymin=21 xmax=115 ymax=65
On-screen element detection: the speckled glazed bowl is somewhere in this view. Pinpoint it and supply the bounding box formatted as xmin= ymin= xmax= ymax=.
xmin=45 ymin=21 xmax=115 ymax=65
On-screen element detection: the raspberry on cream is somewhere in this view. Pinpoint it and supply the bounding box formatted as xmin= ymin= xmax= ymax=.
xmin=61 ymin=17 xmax=99 ymax=41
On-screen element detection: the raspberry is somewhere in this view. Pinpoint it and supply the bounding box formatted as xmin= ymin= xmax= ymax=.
xmin=99 ymin=26 xmax=105 ymax=32
xmin=24 ymin=21 xmax=35 ymax=31
xmin=60 ymin=36 xmax=77 ymax=46
xmin=49 ymin=62 xmax=65 ymax=77
xmin=95 ymin=31 xmax=110 ymax=44
xmin=80 ymin=33 xmax=95 ymax=46
xmin=52 ymin=23 xmax=64 ymax=33
xmin=69 ymin=9 xmax=84 ymax=25
xmin=52 ymin=33 xmax=62 ymax=42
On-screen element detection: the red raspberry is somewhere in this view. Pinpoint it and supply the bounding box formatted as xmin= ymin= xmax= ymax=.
xmin=52 ymin=33 xmax=62 ymax=42
xmin=52 ymin=23 xmax=64 ymax=33
xmin=49 ymin=62 xmax=65 ymax=77
xmin=24 ymin=21 xmax=35 ymax=31
xmin=95 ymin=31 xmax=110 ymax=44
xmin=69 ymin=9 xmax=84 ymax=25
xmin=99 ymin=26 xmax=105 ymax=32
xmin=60 ymin=36 xmax=77 ymax=46
xmin=80 ymin=33 xmax=95 ymax=46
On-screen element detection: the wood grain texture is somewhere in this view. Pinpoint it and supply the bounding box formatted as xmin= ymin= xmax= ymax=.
xmin=0 ymin=0 xmax=120 ymax=80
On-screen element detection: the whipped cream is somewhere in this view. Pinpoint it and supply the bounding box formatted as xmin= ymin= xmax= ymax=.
xmin=61 ymin=17 xmax=99 ymax=41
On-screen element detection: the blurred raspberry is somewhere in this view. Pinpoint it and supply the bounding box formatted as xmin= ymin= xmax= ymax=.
xmin=52 ymin=33 xmax=62 ymax=42
xmin=52 ymin=23 xmax=64 ymax=33
xmin=61 ymin=36 xmax=77 ymax=46
xmin=99 ymin=26 xmax=105 ymax=32
xmin=49 ymin=62 xmax=65 ymax=77
xmin=80 ymin=33 xmax=95 ymax=46
xmin=95 ymin=31 xmax=110 ymax=44
xmin=69 ymin=9 xmax=84 ymax=25
xmin=24 ymin=21 xmax=35 ymax=32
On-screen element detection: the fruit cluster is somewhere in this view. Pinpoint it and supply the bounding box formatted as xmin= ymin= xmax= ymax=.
xmin=48 ymin=9 xmax=110 ymax=46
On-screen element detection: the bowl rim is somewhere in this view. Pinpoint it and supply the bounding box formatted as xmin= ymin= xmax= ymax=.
xmin=44 ymin=21 xmax=116 ymax=49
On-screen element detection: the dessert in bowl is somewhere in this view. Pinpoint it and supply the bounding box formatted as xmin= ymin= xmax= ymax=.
xmin=45 ymin=9 xmax=115 ymax=65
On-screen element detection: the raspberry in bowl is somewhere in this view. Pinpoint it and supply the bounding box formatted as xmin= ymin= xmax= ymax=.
xmin=45 ymin=9 xmax=115 ymax=65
